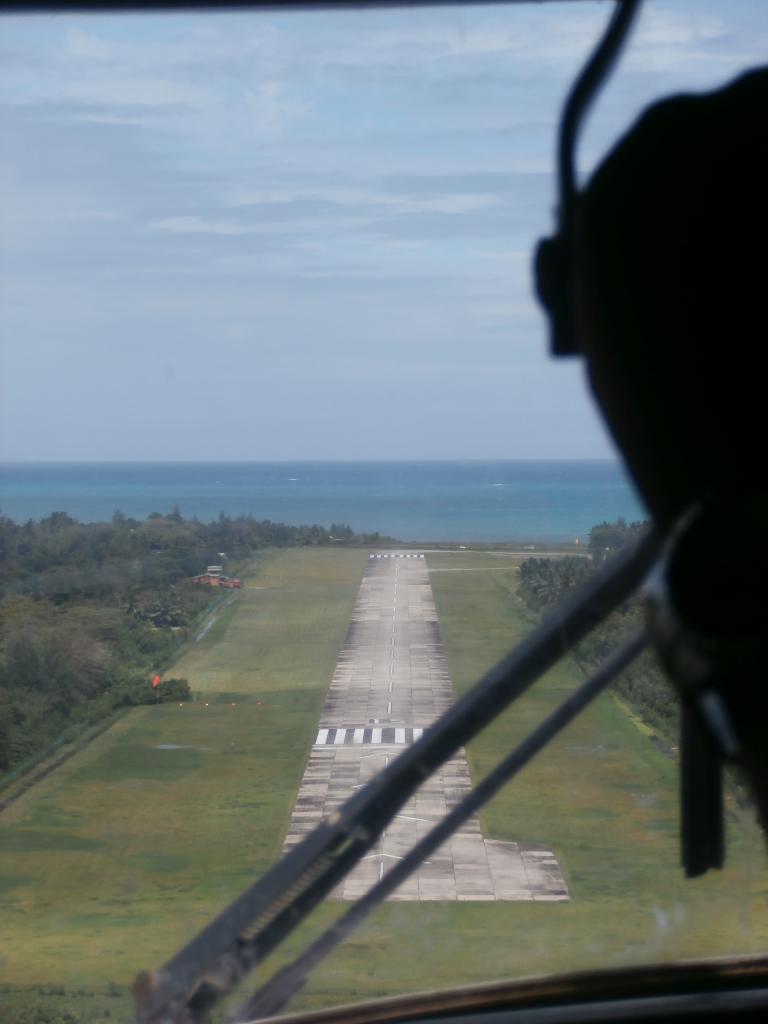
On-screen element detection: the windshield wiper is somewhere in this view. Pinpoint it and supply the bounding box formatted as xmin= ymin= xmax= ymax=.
xmin=239 ymin=625 xmax=648 ymax=1022
xmin=135 ymin=529 xmax=659 ymax=1024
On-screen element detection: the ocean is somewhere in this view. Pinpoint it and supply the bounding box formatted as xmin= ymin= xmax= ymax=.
xmin=0 ymin=461 xmax=646 ymax=543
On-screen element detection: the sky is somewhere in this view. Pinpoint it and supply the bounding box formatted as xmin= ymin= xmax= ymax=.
xmin=0 ymin=0 xmax=764 ymax=462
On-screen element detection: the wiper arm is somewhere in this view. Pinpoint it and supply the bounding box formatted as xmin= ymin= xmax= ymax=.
xmin=239 ymin=625 xmax=649 ymax=1022
xmin=135 ymin=530 xmax=659 ymax=1024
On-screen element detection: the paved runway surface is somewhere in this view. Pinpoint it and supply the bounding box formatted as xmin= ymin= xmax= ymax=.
xmin=283 ymin=552 xmax=569 ymax=901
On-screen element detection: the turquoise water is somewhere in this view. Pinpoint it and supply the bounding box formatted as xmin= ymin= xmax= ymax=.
xmin=0 ymin=461 xmax=645 ymax=542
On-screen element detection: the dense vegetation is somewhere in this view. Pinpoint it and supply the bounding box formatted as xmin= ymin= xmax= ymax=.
xmin=518 ymin=518 xmax=679 ymax=743
xmin=0 ymin=509 xmax=385 ymax=774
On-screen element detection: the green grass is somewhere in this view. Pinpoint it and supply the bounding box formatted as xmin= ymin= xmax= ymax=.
xmin=425 ymin=551 xmax=529 ymax=571
xmin=1 ymin=547 xmax=767 ymax=1023
xmin=281 ymin=556 xmax=768 ymax=1011
xmin=0 ymin=548 xmax=367 ymax=1022
xmin=169 ymin=548 xmax=365 ymax=694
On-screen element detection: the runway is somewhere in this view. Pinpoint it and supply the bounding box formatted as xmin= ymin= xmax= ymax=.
xmin=282 ymin=552 xmax=569 ymax=901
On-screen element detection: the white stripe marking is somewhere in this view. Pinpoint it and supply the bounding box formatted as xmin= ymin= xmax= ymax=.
xmin=413 ymin=727 xmax=423 ymax=741
xmin=395 ymin=728 xmax=405 ymax=744
xmin=353 ymin=728 xmax=364 ymax=744
xmin=372 ymin=728 xmax=382 ymax=744
xmin=334 ymin=728 xmax=347 ymax=745
xmin=316 ymin=728 xmax=329 ymax=745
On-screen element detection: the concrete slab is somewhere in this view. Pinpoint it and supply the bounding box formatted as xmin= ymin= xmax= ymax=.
xmin=282 ymin=552 xmax=568 ymax=902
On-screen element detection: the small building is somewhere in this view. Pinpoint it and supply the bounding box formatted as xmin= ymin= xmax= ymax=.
xmin=190 ymin=568 xmax=242 ymax=588
xmin=190 ymin=572 xmax=220 ymax=587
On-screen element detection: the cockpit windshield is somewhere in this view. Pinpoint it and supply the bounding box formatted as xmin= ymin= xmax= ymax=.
xmin=1 ymin=3 xmax=766 ymax=1023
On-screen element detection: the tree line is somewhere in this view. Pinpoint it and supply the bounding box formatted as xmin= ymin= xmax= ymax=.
xmin=517 ymin=518 xmax=679 ymax=742
xmin=0 ymin=509 xmax=388 ymax=774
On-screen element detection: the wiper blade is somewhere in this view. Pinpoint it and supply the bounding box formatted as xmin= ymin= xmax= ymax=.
xmin=239 ymin=625 xmax=648 ymax=1022
xmin=135 ymin=530 xmax=659 ymax=1024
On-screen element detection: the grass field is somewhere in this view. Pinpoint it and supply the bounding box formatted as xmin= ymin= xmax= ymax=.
xmin=1 ymin=548 xmax=767 ymax=1023
xmin=281 ymin=554 xmax=768 ymax=1012
xmin=0 ymin=548 xmax=367 ymax=1022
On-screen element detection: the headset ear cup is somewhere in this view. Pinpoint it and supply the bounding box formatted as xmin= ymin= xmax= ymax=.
xmin=534 ymin=234 xmax=580 ymax=356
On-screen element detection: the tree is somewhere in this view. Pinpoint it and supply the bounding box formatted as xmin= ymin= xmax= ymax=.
xmin=588 ymin=519 xmax=644 ymax=563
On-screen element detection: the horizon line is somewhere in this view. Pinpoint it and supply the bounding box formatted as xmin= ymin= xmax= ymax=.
xmin=0 ymin=456 xmax=622 ymax=466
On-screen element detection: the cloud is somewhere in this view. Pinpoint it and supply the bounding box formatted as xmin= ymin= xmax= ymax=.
xmin=228 ymin=183 xmax=504 ymax=216
xmin=622 ymin=8 xmax=763 ymax=77
xmin=63 ymin=75 xmax=207 ymax=109
xmin=66 ymin=26 xmax=116 ymax=61
xmin=244 ymin=79 xmax=309 ymax=134
xmin=2 ymin=2 xmax=765 ymax=462
xmin=149 ymin=215 xmax=253 ymax=236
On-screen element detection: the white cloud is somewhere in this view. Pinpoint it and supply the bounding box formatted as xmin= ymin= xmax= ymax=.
xmin=2 ymin=2 xmax=766 ymax=463
xmin=244 ymin=79 xmax=309 ymax=134
xmin=59 ymin=74 xmax=208 ymax=109
xmin=226 ymin=184 xmax=503 ymax=217
xmin=66 ymin=27 xmax=116 ymax=62
xmin=149 ymin=216 xmax=252 ymax=236
xmin=623 ymin=8 xmax=760 ymax=76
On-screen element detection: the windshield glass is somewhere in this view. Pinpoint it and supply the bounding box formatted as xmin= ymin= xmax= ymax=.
xmin=1 ymin=3 xmax=766 ymax=1023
